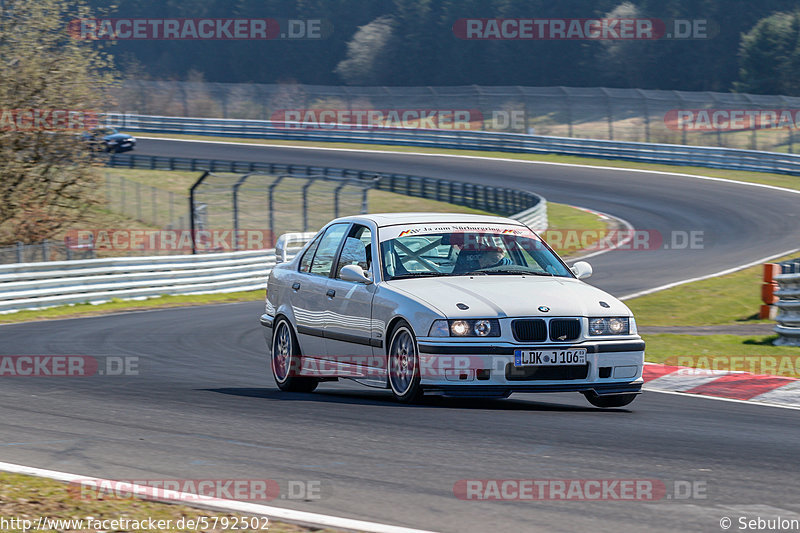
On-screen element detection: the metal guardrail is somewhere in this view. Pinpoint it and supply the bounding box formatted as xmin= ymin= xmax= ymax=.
xmin=120 ymin=114 xmax=800 ymax=176
xmin=774 ymin=259 xmax=800 ymax=346
xmin=107 ymin=153 xmax=546 ymax=223
xmin=0 ymin=246 xmax=306 ymax=313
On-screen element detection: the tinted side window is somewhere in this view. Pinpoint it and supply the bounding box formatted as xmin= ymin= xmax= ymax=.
xmin=309 ymin=223 xmax=349 ymax=277
xmin=298 ymin=234 xmax=322 ymax=273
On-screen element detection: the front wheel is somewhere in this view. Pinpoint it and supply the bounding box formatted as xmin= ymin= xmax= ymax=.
xmin=388 ymin=321 xmax=423 ymax=403
xmin=583 ymin=391 xmax=637 ymax=408
xmin=271 ymin=319 xmax=318 ymax=393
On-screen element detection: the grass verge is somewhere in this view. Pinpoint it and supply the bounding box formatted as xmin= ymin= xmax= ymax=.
xmin=642 ymin=334 xmax=800 ymax=378
xmin=0 ymin=291 xmax=263 ymax=325
xmin=626 ymin=253 xmax=800 ymax=377
xmin=0 ymin=472 xmax=338 ymax=533
xmin=138 ymin=133 xmax=800 ymax=193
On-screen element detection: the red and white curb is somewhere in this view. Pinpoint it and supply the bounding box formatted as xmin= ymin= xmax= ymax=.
xmin=643 ymin=362 xmax=800 ymax=408
xmin=0 ymin=461 xmax=437 ymax=533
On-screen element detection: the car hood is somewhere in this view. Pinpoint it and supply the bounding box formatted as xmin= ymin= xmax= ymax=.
xmin=387 ymin=275 xmax=631 ymax=318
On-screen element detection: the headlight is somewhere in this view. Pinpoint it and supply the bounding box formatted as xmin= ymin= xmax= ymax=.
xmin=428 ymin=319 xmax=501 ymax=337
xmin=451 ymin=320 xmax=470 ymax=336
xmin=588 ymin=317 xmax=630 ymax=336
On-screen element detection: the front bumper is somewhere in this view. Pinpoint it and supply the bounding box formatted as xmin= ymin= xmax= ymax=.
xmin=415 ymin=339 xmax=644 ymax=396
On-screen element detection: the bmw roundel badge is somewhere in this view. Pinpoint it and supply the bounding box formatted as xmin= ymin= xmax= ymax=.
xmin=538 ymin=306 xmax=550 ymax=312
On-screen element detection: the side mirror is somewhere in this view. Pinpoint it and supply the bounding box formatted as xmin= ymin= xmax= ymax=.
xmin=571 ymin=261 xmax=593 ymax=280
xmin=340 ymin=264 xmax=373 ymax=284
xmin=275 ymin=241 xmax=288 ymax=263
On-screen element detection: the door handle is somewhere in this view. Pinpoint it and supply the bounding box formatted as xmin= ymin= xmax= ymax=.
xmin=291 ymin=282 xmax=301 ymax=291
xmin=326 ymin=289 xmax=336 ymax=298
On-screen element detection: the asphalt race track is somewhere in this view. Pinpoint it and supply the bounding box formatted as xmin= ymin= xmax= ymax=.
xmin=1 ymin=138 xmax=799 ymax=532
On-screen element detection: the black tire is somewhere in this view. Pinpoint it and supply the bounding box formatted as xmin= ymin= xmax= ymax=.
xmin=583 ymin=391 xmax=637 ymax=408
xmin=387 ymin=320 xmax=423 ymax=403
xmin=271 ymin=318 xmax=318 ymax=393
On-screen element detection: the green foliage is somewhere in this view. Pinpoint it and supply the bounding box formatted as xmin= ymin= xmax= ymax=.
xmin=0 ymin=0 xmax=117 ymax=244
xmin=737 ymin=10 xmax=800 ymax=95
xmin=80 ymin=0 xmax=800 ymax=93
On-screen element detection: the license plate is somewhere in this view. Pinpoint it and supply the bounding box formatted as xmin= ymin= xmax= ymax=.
xmin=514 ymin=349 xmax=587 ymax=366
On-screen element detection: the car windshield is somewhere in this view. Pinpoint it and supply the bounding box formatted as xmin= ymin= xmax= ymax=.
xmin=379 ymin=223 xmax=572 ymax=280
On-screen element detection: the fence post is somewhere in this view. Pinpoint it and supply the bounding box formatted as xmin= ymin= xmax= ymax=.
xmin=559 ymin=87 xmax=573 ymax=138
xmin=15 ymin=241 xmax=22 ymax=263
xmin=333 ymin=180 xmax=350 ymax=218
xmin=601 ymin=88 xmax=614 ymax=140
xmin=636 ymin=88 xmax=649 ymax=143
xmin=361 ymin=187 xmax=369 ymax=214
xmin=189 ymin=171 xmax=211 ymax=254
xmin=42 ymin=239 xmax=49 ymax=261
xmin=120 ymin=175 xmax=126 ymax=215
xmin=302 ymin=178 xmax=315 ymax=232
xmin=151 ymin=186 xmax=157 ymax=225
xmin=136 ymin=181 xmax=142 ymax=220
xmin=267 ymin=176 xmax=287 ymax=247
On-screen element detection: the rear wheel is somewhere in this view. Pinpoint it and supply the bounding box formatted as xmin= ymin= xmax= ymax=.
xmin=388 ymin=321 xmax=423 ymax=403
xmin=583 ymin=391 xmax=637 ymax=408
xmin=271 ymin=319 xmax=318 ymax=393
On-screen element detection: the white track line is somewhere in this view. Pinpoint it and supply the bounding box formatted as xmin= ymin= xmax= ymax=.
xmin=561 ymin=205 xmax=635 ymax=262
xmin=643 ymin=388 xmax=800 ymax=411
xmin=0 ymin=461 xmax=437 ymax=533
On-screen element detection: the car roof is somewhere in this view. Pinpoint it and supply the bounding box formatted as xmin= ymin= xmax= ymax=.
xmin=331 ymin=212 xmax=525 ymax=227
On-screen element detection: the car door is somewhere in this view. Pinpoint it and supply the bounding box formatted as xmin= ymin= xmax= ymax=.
xmin=291 ymin=222 xmax=349 ymax=361
xmin=323 ymin=223 xmax=381 ymax=379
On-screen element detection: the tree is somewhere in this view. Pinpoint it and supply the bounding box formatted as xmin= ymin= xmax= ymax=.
xmin=0 ymin=0 xmax=116 ymax=245
xmin=737 ymin=10 xmax=800 ymax=95
xmin=335 ymin=15 xmax=394 ymax=85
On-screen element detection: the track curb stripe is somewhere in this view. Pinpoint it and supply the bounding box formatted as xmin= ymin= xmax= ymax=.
xmin=0 ymin=461 xmax=438 ymax=533
xmin=643 ymin=362 xmax=800 ymax=407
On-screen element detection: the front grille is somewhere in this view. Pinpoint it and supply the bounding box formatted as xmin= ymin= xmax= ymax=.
xmin=549 ymin=319 xmax=581 ymax=342
xmin=505 ymin=363 xmax=590 ymax=381
xmin=512 ymin=319 xmax=547 ymax=342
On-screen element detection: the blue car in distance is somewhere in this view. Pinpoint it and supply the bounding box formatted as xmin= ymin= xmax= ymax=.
xmin=83 ymin=127 xmax=136 ymax=153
